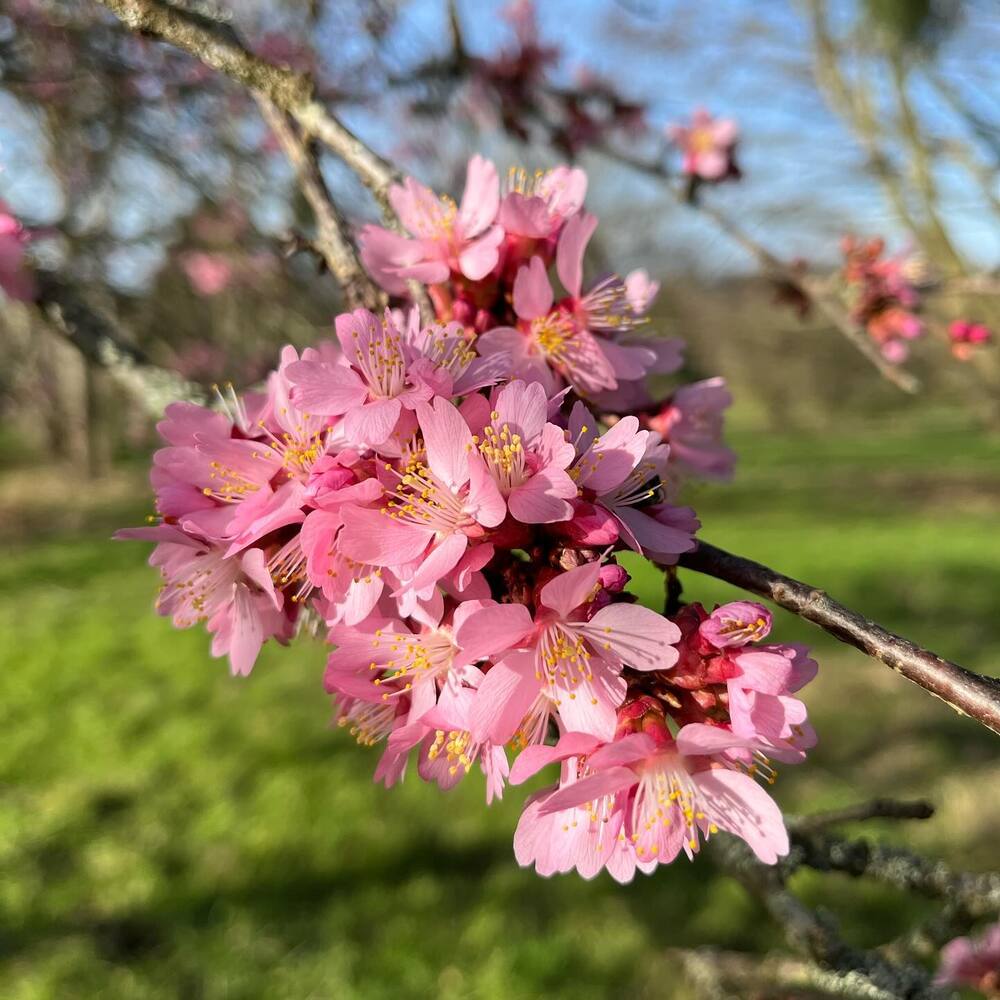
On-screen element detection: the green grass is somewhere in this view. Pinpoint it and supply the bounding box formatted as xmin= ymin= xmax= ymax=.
xmin=1 ymin=423 xmax=998 ymax=999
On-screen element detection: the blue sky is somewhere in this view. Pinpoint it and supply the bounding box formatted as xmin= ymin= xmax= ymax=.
xmin=2 ymin=0 xmax=997 ymax=287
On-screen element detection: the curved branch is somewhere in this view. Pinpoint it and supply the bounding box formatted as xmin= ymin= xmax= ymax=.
xmin=677 ymin=540 xmax=1000 ymax=736
xmin=254 ymin=96 xmax=384 ymax=311
xmin=790 ymin=799 xmax=935 ymax=834
xmin=94 ymin=0 xmax=401 ymax=208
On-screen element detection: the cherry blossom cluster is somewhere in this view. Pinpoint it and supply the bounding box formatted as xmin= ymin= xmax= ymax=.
xmin=841 ymin=235 xmax=924 ymax=363
xmin=120 ymin=156 xmax=814 ymax=881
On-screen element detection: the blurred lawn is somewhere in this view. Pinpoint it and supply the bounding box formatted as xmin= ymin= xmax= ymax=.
xmin=1 ymin=417 xmax=998 ymax=999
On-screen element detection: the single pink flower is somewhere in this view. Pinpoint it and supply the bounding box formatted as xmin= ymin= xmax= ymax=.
xmin=359 ymin=155 xmax=503 ymax=294
xmin=568 ymin=403 xmax=699 ymax=561
xmin=532 ymin=726 xmax=789 ymax=869
xmin=470 ymin=380 xmax=577 ymax=523
xmin=668 ymin=108 xmax=740 ymax=182
xmin=644 ymin=377 xmax=735 ymax=481
xmin=462 ymin=561 xmax=681 ymax=742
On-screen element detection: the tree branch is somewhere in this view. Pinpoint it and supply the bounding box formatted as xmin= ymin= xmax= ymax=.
xmin=677 ymin=540 xmax=1000 ymax=736
xmin=94 ymin=0 xmax=401 ymax=209
xmin=33 ymin=271 xmax=206 ymax=414
xmin=790 ymin=799 xmax=935 ymax=834
xmin=592 ymin=142 xmax=920 ymax=394
xmin=254 ymin=96 xmax=384 ymax=311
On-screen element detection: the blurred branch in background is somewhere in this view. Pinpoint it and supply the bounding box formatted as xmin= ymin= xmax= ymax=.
xmin=34 ymin=270 xmax=206 ymax=412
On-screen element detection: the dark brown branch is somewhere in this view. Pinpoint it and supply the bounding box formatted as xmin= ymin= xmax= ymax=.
xmin=677 ymin=540 xmax=1000 ymax=736
xmin=33 ymin=271 xmax=206 ymax=413
xmin=254 ymin=96 xmax=384 ymax=311
xmin=790 ymin=799 xmax=935 ymax=834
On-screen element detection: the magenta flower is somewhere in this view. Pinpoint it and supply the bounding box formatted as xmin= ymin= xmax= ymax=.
xmin=359 ymin=155 xmax=503 ymax=294
xmin=0 ymin=202 xmax=36 ymax=301
xmin=700 ymin=601 xmax=773 ymax=648
xmin=668 ymin=108 xmax=740 ymax=182
xmin=936 ymin=921 xmax=1000 ymax=995
xmin=463 ymin=561 xmax=681 ymax=742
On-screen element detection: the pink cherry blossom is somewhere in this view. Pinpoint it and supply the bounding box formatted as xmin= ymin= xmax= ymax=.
xmin=644 ymin=377 xmax=736 ymax=481
xmin=463 ymin=561 xmax=681 ymax=742
xmin=359 ymin=155 xmax=503 ymax=294
xmin=568 ymin=403 xmax=699 ymax=561
xmin=668 ymin=108 xmax=740 ymax=182
xmin=471 ymin=380 xmax=577 ymax=523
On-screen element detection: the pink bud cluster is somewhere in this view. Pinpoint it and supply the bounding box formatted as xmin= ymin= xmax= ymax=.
xmin=121 ymin=157 xmax=813 ymax=880
xmin=949 ymin=319 xmax=993 ymax=362
xmin=936 ymin=921 xmax=1000 ymax=996
xmin=841 ymin=235 xmax=923 ymax=363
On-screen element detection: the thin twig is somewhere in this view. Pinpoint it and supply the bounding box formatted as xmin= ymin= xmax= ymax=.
xmin=789 ymin=832 xmax=1000 ymax=918
xmin=676 ymin=540 xmax=1000 ymax=736
xmin=790 ymin=799 xmax=935 ymax=834
xmin=254 ymin=96 xmax=383 ymax=311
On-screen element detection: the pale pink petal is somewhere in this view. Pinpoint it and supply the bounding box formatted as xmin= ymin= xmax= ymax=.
xmin=402 ymin=531 xmax=468 ymax=594
xmin=227 ymin=584 xmax=265 ymax=676
xmin=508 ymin=473 xmax=575 ymax=524
xmin=574 ymin=603 xmax=680 ymax=672
xmin=694 ymin=768 xmax=789 ymax=864
xmin=509 ymin=732 xmax=603 ymax=785
xmin=513 ymin=256 xmax=554 ymax=320
xmin=457 ymin=154 xmax=500 ymax=236
xmin=612 ymin=505 xmax=697 ymax=559
xmin=458 ymin=225 xmax=503 ymax=280
xmin=337 ymin=506 xmax=430 ymax=565
xmin=538 ymin=767 xmax=637 ymax=815
xmin=675 ymin=723 xmax=757 ymax=756
xmin=556 ymin=211 xmax=597 ymax=298
xmin=539 ymin=562 xmax=603 ymax=618
xmin=455 ymin=602 xmax=535 ymax=662
xmin=586 ymin=732 xmax=657 ymax=769
xmin=470 ymin=652 xmax=538 ymax=744
xmin=466 ymin=452 xmax=507 ymax=528
xmin=286 ymin=360 xmax=367 ymax=415
xmin=493 ymin=379 xmax=547 ymax=443
xmin=416 ymin=396 xmax=472 ymax=489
